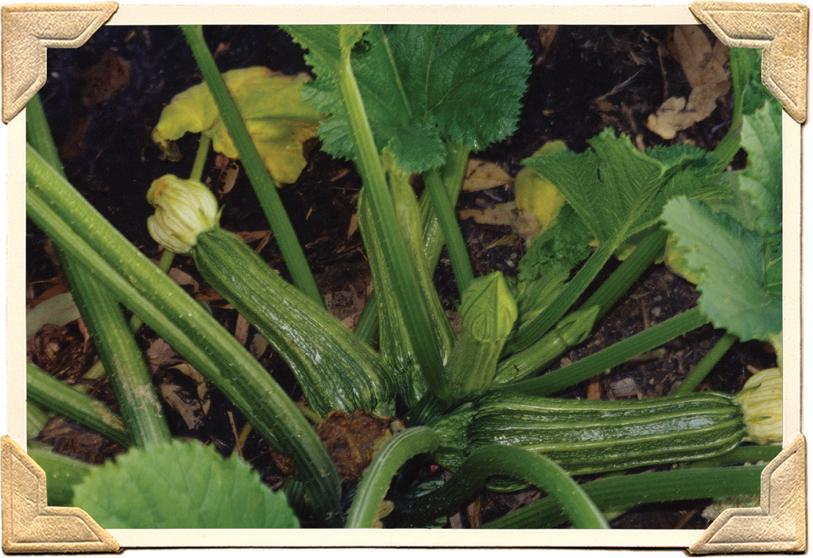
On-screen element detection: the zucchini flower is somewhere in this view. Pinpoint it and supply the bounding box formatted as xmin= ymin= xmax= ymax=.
xmin=147 ymin=174 xmax=220 ymax=254
xmin=736 ymin=367 xmax=782 ymax=445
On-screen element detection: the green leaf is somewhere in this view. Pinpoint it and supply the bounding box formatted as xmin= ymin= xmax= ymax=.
xmin=523 ymin=130 xmax=669 ymax=246
xmin=153 ymin=67 xmax=321 ymax=185
xmin=515 ymin=205 xmax=592 ymax=320
xmin=287 ymin=25 xmax=531 ymax=172
xmin=662 ymin=197 xmax=780 ymax=341
xmin=722 ymin=99 xmax=782 ymax=234
xmin=72 ymin=441 xmax=299 ymax=528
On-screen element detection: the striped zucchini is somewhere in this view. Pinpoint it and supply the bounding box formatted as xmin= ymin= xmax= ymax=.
xmin=147 ymin=174 xmax=393 ymax=416
xmin=469 ymin=392 xmax=745 ymax=475
xmin=432 ymin=368 xmax=781 ymax=479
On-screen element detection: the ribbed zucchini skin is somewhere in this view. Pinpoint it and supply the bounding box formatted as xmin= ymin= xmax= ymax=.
xmin=193 ymin=227 xmax=393 ymax=416
xmin=468 ymin=393 xmax=746 ymax=475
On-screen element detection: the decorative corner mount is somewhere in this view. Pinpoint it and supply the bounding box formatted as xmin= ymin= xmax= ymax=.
xmin=1 ymin=2 xmax=118 ymax=124
xmin=1 ymin=436 xmax=119 ymax=554
xmin=690 ymin=2 xmax=809 ymax=123
xmin=689 ymin=434 xmax=807 ymax=554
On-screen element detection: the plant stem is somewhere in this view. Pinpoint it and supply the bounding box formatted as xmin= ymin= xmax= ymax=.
xmin=28 ymin=95 xmax=170 ymax=447
xmin=423 ymin=169 xmax=473 ymax=293
xmin=346 ymin=427 xmax=439 ymax=528
xmin=190 ymin=134 xmax=211 ymax=182
xmin=28 ymin=443 xmax=93 ymax=506
xmin=336 ymin=46 xmax=446 ymax=390
xmin=581 ymin=228 xmax=668 ymax=318
xmin=673 ymin=333 xmax=738 ymax=395
xmin=27 ymin=402 xmax=50 ymax=440
xmin=687 ymin=444 xmax=780 ymax=468
xmin=481 ymin=465 xmax=763 ymax=529
xmin=26 ymin=149 xmax=342 ymax=524
xmin=27 ymin=363 xmax=130 ymax=447
xmin=509 ymin=242 xmax=616 ymax=353
xmin=500 ymin=307 xmax=708 ymax=396
xmin=496 ymin=228 xmax=668 ymax=383
xmin=180 ymin=25 xmax=323 ymax=306
xmin=393 ymin=445 xmax=607 ymax=529
xmin=61 ymin=255 xmax=171 ymax=446
xmin=354 ymin=143 xmax=469 ymax=347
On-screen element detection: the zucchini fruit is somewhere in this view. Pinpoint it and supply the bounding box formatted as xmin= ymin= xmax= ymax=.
xmin=432 ymin=368 xmax=782 ymax=479
xmin=147 ymin=174 xmax=393 ymax=416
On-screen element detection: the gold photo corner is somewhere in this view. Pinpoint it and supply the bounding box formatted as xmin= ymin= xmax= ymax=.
xmin=690 ymin=1 xmax=809 ymax=123
xmin=1 ymin=1 xmax=118 ymax=123
xmin=1 ymin=436 xmax=119 ymax=554
xmin=689 ymin=434 xmax=807 ymax=554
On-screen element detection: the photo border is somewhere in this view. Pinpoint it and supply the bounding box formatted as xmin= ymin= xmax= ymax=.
xmin=2 ymin=2 xmax=806 ymax=552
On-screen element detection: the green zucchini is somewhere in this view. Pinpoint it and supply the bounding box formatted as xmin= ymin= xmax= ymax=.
xmin=469 ymin=392 xmax=745 ymax=475
xmin=147 ymin=174 xmax=393 ymax=416
xmin=432 ymin=368 xmax=782 ymax=480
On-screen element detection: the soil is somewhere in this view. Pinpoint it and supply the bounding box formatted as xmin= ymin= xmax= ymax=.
xmin=28 ymin=25 xmax=776 ymax=529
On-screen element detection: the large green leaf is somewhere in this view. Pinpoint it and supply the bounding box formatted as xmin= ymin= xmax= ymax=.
xmin=72 ymin=441 xmax=299 ymax=528
xmin=662 ymin=197 xmax=780 ymax=342
xmin=286 ymin=25 xmax=531 ymax=172
xmin=523 ymin=130 xmax=670 ymax=246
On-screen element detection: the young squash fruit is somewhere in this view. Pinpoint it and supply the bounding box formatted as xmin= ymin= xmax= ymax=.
xmin=146 ymin=174 xmax=393 ymax=416
xmin=432 ymin=367 xmax=782 ymax=480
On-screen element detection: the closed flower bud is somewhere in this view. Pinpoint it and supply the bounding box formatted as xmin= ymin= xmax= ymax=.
xmin=147 ymin=174 xmax=220 ymax=253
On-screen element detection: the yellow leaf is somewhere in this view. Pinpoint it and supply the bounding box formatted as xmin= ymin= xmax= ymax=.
xmin=153 ymin=66 xmax=322 ymax=186
xmin=514 ymin=140 xmax=568 ymax=236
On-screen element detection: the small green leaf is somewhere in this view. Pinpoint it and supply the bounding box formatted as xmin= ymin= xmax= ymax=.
xmin=72 ymin=441 xmax=299 ymax=528
xmin=662 ymin=197 xmax=781 ymax=342
xmin=720 ymin=99 xmax=782 ymax=234
xmin=153 ymin=67 xmax=321 ymax=185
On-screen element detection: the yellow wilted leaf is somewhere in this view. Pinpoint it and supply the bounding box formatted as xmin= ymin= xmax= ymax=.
xmin=514 ymin=140 xmax=568 ymax=237
xmin=153 ymin=66 xmax=322 ymax=186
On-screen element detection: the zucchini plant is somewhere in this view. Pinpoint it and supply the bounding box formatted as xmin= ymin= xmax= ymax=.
xmin=26 ymin=25 xmax=782 ymax=531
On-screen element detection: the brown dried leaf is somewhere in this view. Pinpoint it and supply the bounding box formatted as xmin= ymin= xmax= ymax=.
xmin=647 ymin=27 xmax=730 ymax=139
xmin=168 ymin=267 xmax=199 ymax=293
xmin=81 ymin=50 xmax=131 ymax=107
xmin=459 ymin=201 xmax=516 ymax=226
xmin=234 ymin=314 xmax=250 ymax=346
xmin=463 ymin=160 xmax=513 ymax=192
xmin=146 ymin=338 xmax=177 ymax=372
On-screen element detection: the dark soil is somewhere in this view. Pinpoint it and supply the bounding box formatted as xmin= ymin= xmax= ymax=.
xmin=28 ymin=25 xmax=775 ymax=530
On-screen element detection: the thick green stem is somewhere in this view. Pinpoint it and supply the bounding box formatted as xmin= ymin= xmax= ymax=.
xmin=687 ymin=444 xmax=781 ymax=468
xmin=346 ymin=427 xmax=440 ymax=528
xmin=509 ymin=243 xmax=616 ymax=353
xmin=27 ymin=402 xmax=50 ymax=440
xmin=26 ymin=149 xmax=342 ymax=524
xmin=180 ymin=25 xmax=323 ymax=306
xmin=61 ymin=256 xmax=170 ymax=446
xmin=354 ymin=143 xmax=469 ymax=347
xmin=336 ymin=48 xmax=446 ymax=390
xmin=423 ymin=169 xmax=473 ymax=293
xmin=393 ymin=445 xmax=607 ymax=529
xmin=481 ymin=465 xmax=763 ymax=529
xmin=501 ymin=307 xmax=708 ymax=396
xmin=28 ymin=443 xmax=94 ymax=506
xmin=28 ymin=95 xmax=170 ymax=446
xmin=27 ymin=363 xmax=130 ymax=447
xmin=673 ymin=333 xmax=738 ymax=395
